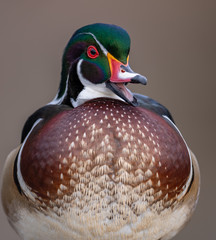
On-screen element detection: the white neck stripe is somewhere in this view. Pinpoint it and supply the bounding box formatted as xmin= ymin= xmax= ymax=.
xmin=17 ymin=118 xmax=43 ymax=201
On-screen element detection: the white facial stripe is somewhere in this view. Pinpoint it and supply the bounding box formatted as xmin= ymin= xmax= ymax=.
xmin=17 ymin=118 xmax=43 ymax=201
xmin=72 ymin=59 xmax=123 ymax=107
xmin=77 ymin=32 xmax=108 ymax=56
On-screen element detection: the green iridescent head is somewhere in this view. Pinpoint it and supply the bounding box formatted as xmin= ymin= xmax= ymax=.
xmin=72 ymin=23 xmax=131 ymax=64
xmin=55 ymin=23 xmax=147 ymax=107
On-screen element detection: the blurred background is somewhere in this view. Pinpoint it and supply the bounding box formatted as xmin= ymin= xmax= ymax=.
xmin=0 ymin=0 xmax=215 ymax=239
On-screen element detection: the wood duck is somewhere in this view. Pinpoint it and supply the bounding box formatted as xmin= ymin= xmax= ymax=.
xmin=1 ymin=23 xmax=200 ymax=240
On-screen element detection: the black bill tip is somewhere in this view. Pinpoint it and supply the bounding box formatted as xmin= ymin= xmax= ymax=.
xmin=131 ymin=75 xmax=147 ymax=85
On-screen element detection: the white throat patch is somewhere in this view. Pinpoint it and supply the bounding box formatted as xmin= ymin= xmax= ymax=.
xmin=71 ymin=59 xmax=123 ymax=107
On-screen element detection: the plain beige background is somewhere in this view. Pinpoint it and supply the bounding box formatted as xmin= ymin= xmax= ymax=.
xmin=0 ymin=0 xmax=215 ymax=239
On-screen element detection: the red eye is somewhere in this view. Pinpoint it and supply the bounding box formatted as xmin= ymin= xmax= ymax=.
xmin=87 ymin=46 xmax=99 ymax=59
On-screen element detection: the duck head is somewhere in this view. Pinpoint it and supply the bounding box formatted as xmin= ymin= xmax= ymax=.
xmin=52 ymin=23 xmax=147 ymax=107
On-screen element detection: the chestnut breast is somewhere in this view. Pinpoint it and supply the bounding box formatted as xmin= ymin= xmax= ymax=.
xmin=20 ymin=98 xmax=190 ymax=214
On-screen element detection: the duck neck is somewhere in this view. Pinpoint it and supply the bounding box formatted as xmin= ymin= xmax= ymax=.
xmin=49 ymin=60 xmax=84 ymax=107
